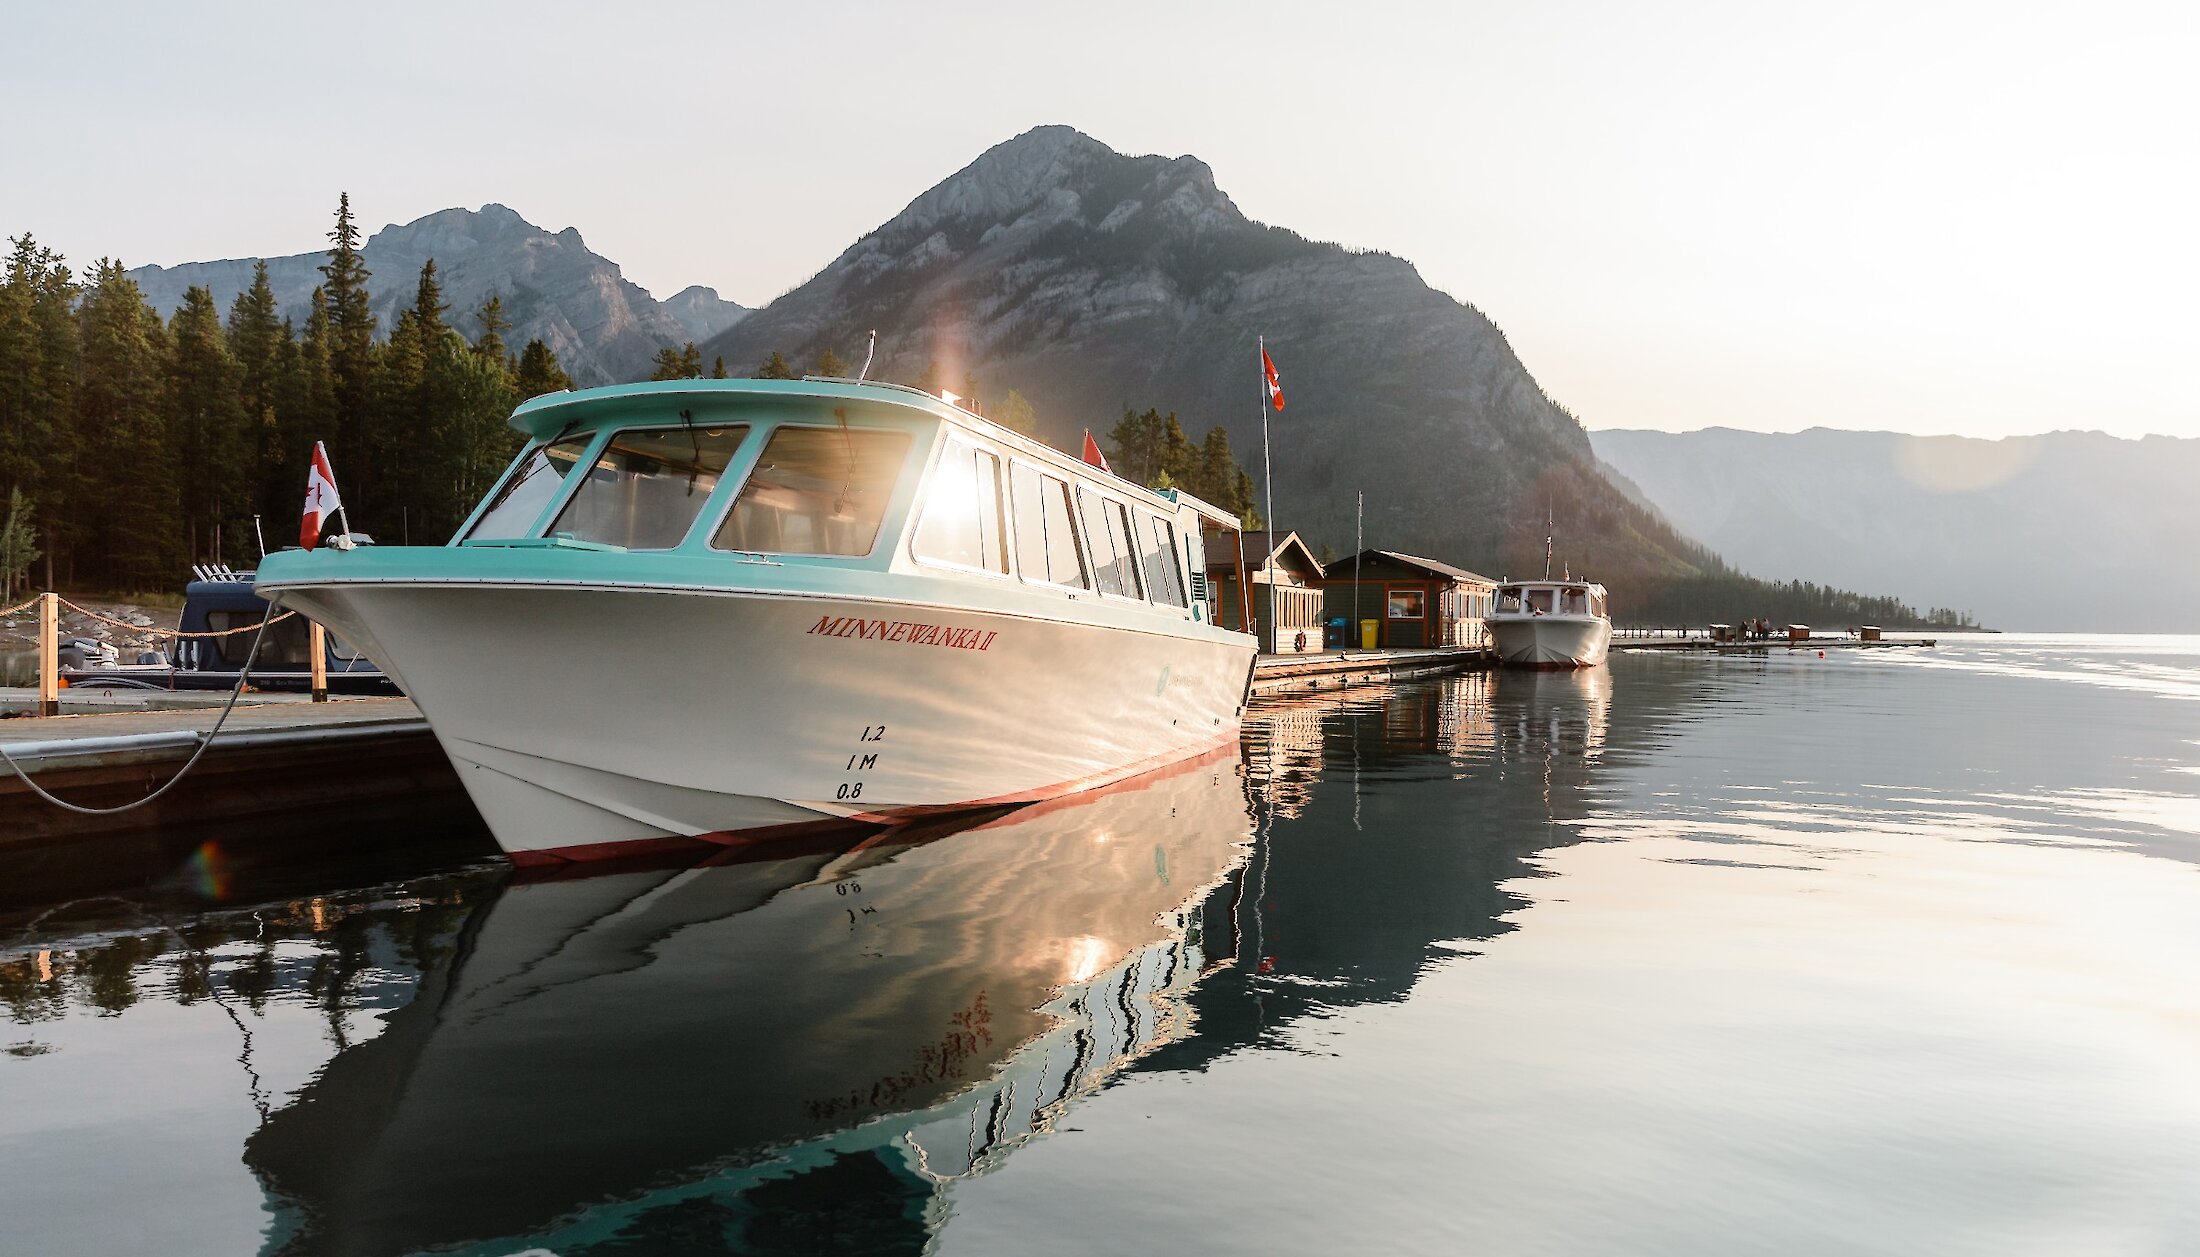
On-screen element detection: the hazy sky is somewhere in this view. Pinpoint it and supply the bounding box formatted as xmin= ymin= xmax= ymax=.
xmin=4 ymin=1 xmax=2192 ymax=441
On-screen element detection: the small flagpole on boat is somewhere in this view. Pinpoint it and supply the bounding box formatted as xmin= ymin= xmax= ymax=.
xmin=1259 ymin=335 xmax=1276 ymax=654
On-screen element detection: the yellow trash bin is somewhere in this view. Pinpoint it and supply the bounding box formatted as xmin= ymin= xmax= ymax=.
xmin=1360 ymin=619 xmax=1380 ymax=650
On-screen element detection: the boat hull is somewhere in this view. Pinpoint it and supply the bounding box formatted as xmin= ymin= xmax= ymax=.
xmin=1487 ymin=614 xmax=1611 ymax=669
xmin=267 ymin=581 xmax=1256 ymax=862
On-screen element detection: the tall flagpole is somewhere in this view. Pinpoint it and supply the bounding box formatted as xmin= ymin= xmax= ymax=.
xmin=1353 ymin=490 xmax=1363 ymax=652
xmin=1259 ymin=335 xmax=1276 ymax=654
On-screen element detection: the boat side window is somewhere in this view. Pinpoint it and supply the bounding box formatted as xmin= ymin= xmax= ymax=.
xmin=913 ymin=436 xmax=1008 ymax=574
xmin=1562 ymin=588 xmax=1587 ymax=615
xmin=714 ymin=425 xmax=911 ymax=557
xmin=1009 ymin=462 xmax=1089 ymax=588
xmin=465 ymin=435 xmax=594 ymax=540
xmin=1497 ymin=588 xmax=1521 ymax=614
xmin=1076 ymin=489 xmax=1139 ymax=598
xmin=1526 ymin=588 xmax=1555 ymax=614
xmin=550 ymin=425 xmax=748 ymax=550
xmin=1136 ymin=511 xmax=1187 ymax=607
xmin=1591 ymin=591 xmax=1607 ymax=617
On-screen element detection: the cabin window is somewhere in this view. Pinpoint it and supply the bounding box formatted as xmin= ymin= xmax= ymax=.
xmin=1077 ymin=489 xmax=1142 ymax=598
xmin=465 ymin=435 xmax=594 ymax=540
xmin=1497 ymin=588 xmax=1521 ymax=614
xmin=1388 ymin=588 xmax=1425 ymax=620
xmin=1136 ymin=512 xmax=1188 ymax=608
xmin=550 ymin=426 xmax=747 ymax=550
xmin=1561 ymin=588 xmax=1588 ymax=615
xmin=205 ymin=608 xmax=312 ymax=667
xmin=1009 ymin=463 xmax=1088 ymax=588
xmin=1526 ymin=588 xmax=1555 ymax=614
xmin=913 ymin=436 xmax=1008 ymax=574
xmin=714 ymin=425 xmax=911 ymax=556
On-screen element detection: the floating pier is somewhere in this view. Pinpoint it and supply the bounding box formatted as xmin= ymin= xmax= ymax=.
xmin=1613 ymin=635 xmax=1936 ymax=654
xmin=0 ymin=698 xmax=445 ymax=853
xmin=1249 ymin=646 xmax=1492 ymax=695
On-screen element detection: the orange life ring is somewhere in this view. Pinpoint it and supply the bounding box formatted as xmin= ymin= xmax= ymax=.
xmin=1294 ymin=631 xmax=1308 ymax=651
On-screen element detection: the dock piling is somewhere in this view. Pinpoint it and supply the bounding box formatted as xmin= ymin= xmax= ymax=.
xmin=37 ymin=591 xmax=57 ymax=716
xmin=310 ymin=621 xmax=328 ymax=702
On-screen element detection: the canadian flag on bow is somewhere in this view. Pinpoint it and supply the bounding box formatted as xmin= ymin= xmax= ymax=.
xmin=1261 ymin=343 xmax=1285 ymax=411
xmin=300 ymin=441 xmax=345 ymax=550
xmin=1080 ymin=429 xmax=1111 ymax=474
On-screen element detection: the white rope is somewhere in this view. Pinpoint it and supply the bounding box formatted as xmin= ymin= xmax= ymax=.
xmin=0 ymin=597 xmax=284 ymax=816
xmin=56 ymin=598 xmax=297 ymax=638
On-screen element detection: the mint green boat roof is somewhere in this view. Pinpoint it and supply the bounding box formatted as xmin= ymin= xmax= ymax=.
xmin=508 ymin=376 xmax=1242 ymax=527
xmin=509 ymin=377 xmax=965 ymax=440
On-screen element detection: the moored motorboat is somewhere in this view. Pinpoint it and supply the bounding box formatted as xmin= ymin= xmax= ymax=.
xmin=1486 ymin=579 xmax=1612 ymax=669
xmin=255 ymin=378 xmax=1258 ymax=864
xmin=60 ymin=567 xmax=399 ymax=695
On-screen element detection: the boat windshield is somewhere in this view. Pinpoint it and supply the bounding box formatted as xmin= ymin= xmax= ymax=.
xmin=1526 ymin=588 xmax=1555 ymax=614
xmin=465 ymin=435 xmax=594 ymax=541
xmin=1496 ymin=587 xmax=1523 ymax=614
xmin=1561 ymin=587 xmax=1588 ymax=615
xmin=551 ymin=426 xmax=749 ymax=550
xmin=713 ymin=425 xmax=911 ymax=556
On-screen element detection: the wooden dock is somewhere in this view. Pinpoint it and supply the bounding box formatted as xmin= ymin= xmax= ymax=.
xmin=1250 ymin=646 xmax=1492 ymax=695
xmin=0 ymin=697 xmax=448 ymax=852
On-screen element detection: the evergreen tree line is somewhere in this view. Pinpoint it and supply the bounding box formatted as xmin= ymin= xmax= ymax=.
xmin=0 ymin=195 xmax=577 ymax=594
xmin=1623 ymin=575 xmax=1978 ymax=631
xmin=1103 ymin=407 xmax=1262 ymax=527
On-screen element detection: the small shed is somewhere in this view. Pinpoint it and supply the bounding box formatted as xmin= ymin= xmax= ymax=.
xmin=1205 ymin=530 xmax=1327 ymax=654
xmin=1317 ymin=550 xmax=1498 ymax=650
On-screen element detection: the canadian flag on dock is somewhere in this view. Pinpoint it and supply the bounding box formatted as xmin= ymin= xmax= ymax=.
xmin=301 ymin=441 xmax=343 ymax=550
xmin=1081 ymin=429 xmax=1111 ymax=474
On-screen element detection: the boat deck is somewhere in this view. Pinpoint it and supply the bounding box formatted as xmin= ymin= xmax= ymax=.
xmin=1250 ymin=646 xmax=1492 ymax=695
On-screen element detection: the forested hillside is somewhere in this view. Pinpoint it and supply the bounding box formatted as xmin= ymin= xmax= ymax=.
xmin=0 ymin=197 xmax=568 ymax=592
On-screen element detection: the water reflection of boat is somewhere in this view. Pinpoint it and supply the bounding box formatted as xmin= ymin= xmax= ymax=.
xmin=243 ymin=746 xmax=1256 ymax=1256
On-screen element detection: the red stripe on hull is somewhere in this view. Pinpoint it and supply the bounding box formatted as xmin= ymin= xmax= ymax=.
xmin=501 ymin=730 xmax=1241 ymax=872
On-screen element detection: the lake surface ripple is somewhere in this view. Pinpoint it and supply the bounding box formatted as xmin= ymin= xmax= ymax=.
xmin=3 ymin=635 xmax=2197 ymax=1255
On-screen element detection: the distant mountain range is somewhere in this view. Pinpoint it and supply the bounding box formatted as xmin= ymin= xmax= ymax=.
xmin=127 ymin=205 xmax=747 ymax=386
xmin=1592 ymin=427 xmax=2200 ymax=630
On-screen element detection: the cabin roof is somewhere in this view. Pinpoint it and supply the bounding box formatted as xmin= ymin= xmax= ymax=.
xmin=1325 ymin=549 xmax=1496 ymax=585
xmin=1203 ymin=529 xmax=1322 ymax=574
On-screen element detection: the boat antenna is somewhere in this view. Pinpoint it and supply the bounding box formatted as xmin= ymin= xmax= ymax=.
xmin=857 ymin=330 xmax=877 ymax=381
xmin=1544 ymin=505 xmax=1554 ymax=580
xmin=252 ymin=514 xmax=265 ymax=561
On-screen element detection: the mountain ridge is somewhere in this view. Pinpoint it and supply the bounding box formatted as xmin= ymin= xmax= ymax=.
xmin=127 ymin=204 xmax=748 ymax=386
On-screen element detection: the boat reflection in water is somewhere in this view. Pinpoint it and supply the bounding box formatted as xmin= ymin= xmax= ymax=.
xmin=241 ymin=746 xmax=1256 ymax=1255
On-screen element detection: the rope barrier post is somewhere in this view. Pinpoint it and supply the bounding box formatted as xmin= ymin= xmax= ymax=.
xmin=37 ymin=591 xmax=58 ymax=716
xmin=309 ymin=621 xmax=328 ymax=703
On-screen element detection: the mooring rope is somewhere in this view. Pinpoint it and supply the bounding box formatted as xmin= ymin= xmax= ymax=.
xmin=54 ymin=598 xmax=298 ymax=638
xmin=0 ymin=596 xmax=284 ymax=816
xmin=0 ymin=596 xmax=39 ymax=620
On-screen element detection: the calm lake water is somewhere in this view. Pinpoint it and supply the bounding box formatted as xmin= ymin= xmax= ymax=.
xmin=5 ymin=635 xmax=2199 ymax=1255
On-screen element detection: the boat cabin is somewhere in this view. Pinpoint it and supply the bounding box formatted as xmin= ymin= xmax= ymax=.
xmin=452 ymin=379 xmax=1252 ymax=634
xmin=1492 ymin=581 xmax=1609 ymax=619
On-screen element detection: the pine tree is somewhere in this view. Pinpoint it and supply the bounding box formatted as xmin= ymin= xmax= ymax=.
xmin=515 ymin=339 xmax=572 ymax=399
xmin=0 ymin=235 xmax=80 ymax=586
xmin=473 ymin=294 xmax=512 ymax=372
xmin=814 ymin=347 xmax=848 ymax=377
xmin=226 ymin=261 xmax=289 ymax=546
xmin=319 ymin=193 xmax=376 ymax=498
xmin=650 ymin=342 xmax=704 ymax=380
xmin=756 ymin=350 xmax=797 ymax=380
xmin=710 ymin=355 xmax=727 ymax=379
xmin=997 ymin=389 xmax=1036 ymax=435
xmin=167 ymin=285 xmax=246 ymax=563
xmin=76 ymin=260 xmax=180 ymax=588
xmin=0 ymin=487 xmax=35 ymax=604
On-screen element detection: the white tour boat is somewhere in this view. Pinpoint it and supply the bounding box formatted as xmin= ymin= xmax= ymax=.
xmin=255 ymin=378 xmax=1259 ymax=865
xmin=1486 ymin=579 xmax=1612 ymax=669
